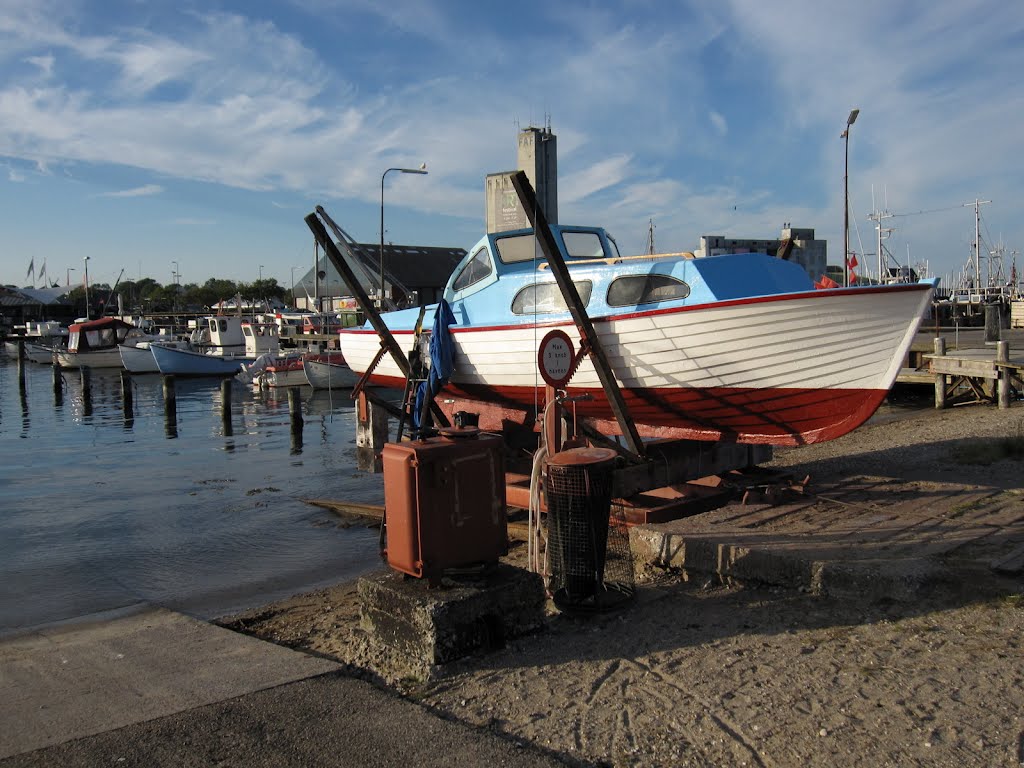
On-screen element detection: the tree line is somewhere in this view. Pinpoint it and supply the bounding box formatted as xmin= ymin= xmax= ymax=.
xmin=65 ymin=277 xmax=292 ymax=314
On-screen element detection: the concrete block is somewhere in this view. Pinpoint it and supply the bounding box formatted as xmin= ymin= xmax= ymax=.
xmin=358 ymin=564 xmax=546 ymax=682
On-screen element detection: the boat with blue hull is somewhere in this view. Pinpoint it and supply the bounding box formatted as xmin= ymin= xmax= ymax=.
xmin=339 ymin=223 xmax=934 ymax=446
xmin=152 ymin=320 xmax=280 ymax=377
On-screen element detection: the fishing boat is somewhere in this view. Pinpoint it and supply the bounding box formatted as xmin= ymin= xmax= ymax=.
xmin=302 ymin=351 xmax=360 ymax=390
xmin=118 ymin=339 xmax=193 ymax=374
xmin=339 ymin=224 xmax=934 ymax=446
xmin=53 ymin=317 xmax=153 ymax=369
xmin=151 ymin=320 xmax=280 ymax=377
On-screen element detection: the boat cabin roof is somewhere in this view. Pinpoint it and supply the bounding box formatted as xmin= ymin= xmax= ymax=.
xmin=68 ymin=316 xmax=134 ymax=334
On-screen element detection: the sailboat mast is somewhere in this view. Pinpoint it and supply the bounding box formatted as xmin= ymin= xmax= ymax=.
xmin=313 ymin=238 xmax=319 ymax=314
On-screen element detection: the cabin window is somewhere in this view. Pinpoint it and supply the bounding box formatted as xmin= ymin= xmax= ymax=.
xmin=562 ymin=231 xmax=605 ymax=259
xmin=511 ymin=281 xmax=593 ymax=315
xmin=219 ymin=318 xmax=228 ymax=333
xmin=451 ymin=248 xmax=492 ymax=292
xmin=494 ymin=235 xmax=542 ymax=264
xmin=607 ymin=275 xmax=691 ymax=307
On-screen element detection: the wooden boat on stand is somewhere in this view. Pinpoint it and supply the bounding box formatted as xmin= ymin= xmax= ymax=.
xmin=305 ymin=172 xmax=933 ymax=523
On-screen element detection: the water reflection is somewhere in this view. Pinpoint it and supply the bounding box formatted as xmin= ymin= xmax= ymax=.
xmin=0 ymin=355 xmax=389 ymax=634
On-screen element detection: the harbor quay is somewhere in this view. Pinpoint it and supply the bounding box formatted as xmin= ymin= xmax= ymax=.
xmin=2 ymin=346 xmax=1023 ymax=766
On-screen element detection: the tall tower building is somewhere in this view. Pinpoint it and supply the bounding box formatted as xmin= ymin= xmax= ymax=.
xmin=486 ymin=125 xmax=558 ymax=233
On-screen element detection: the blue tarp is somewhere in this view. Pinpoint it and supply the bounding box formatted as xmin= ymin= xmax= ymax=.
xmin=413 ymin=299 xmax=456 ymax=428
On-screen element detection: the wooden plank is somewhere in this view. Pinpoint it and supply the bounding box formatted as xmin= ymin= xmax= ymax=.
xmin=301 ymin=498 xmax=530 ymax=537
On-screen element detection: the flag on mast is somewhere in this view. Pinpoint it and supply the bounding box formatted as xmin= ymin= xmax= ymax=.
xmin=38 ymin=260 xmax=47 ymax=287
xmin=26 ymin=258 xmax=35 ymax=284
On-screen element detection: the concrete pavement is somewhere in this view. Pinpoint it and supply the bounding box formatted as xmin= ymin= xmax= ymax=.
xmin=1 ymin=605 xmax=566 ymax=767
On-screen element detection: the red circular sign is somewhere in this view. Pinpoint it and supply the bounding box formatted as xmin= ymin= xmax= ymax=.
xmin=538 ymin=330 xmax=575 ymax=388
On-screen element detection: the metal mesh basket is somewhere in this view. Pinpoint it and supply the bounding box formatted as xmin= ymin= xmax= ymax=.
xmin=545 ymin=447 xmax=634 ymax=612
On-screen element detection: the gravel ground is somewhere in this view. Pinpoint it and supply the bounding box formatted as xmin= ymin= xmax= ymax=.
xmin=222 ymin=401 xmax=1024 ymax=767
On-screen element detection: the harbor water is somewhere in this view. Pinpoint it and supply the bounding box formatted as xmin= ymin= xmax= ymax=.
xmin=0 ymin=352 xmax=389 ymax=636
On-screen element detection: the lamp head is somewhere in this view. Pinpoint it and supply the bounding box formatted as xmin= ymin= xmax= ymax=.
xmin=847 ymin=108 xmax=860 ymax=126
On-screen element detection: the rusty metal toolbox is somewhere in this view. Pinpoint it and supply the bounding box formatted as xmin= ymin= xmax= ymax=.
xmin=382 ymin=431 xmax=508 ymax=581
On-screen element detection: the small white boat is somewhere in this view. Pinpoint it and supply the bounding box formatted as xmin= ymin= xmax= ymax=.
xmin=54 ymin=317 xmax=153 ymax=370
xmin=239 ymin=352 xmax=308 ymax=388
xmin=118 ymin=339 xmax=193 ymax=373
xmin=24 ymin=341 xmax=60 ymax=364
xmin=3 ymin=320 xmax=67 ymax=362
xmin=302 ymin=351 xmax=360 ymax=390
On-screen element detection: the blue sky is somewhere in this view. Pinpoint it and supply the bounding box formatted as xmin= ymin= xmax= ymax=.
xmin=2 ymin=0 xmax=1022 ymax=292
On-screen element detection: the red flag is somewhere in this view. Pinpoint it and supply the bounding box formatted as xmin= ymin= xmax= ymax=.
xmin=816 ymin=274 xmax=840 ymax=289
xmin=849 ymin=270 xmax=858 ymax=285
xmin=848 ymin=253 xmax=858 ymax=268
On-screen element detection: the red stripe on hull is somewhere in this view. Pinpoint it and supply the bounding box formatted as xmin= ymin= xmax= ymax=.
xmin=409 ymin=383 xmax=888 ymax=446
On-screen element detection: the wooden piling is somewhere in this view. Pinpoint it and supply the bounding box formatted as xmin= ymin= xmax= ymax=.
xmin=52 ymin=364 xmax=63 ymax=403
xmin=933 ymin=337 xmax=947 ymax=410
xmin=356 ymin=390 xmax=388 ymax=472
xmin=220 ymin=378 xmax=233 ymax=433
xmin=163 ymin=375 xmax=177 ymax=435
xmin=288 ymin=387 xmax=304 ymax=453
xmin=120 ymin=369 xmax=133 ymax=416
xmin=997 ymin=341 xmax=1010 ymax=410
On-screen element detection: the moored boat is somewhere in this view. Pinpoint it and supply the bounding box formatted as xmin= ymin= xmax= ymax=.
xmin=119 ymin=339 xmax=193 ymax=373
xmin=151 ymin=320 xmax=280 ymax=377
xmin=339 ymin=223 xmax=934 ymax=446
xmin=302 ymin=351 xmax=360 ymax=390
xmin=3 ymin=321 xmax=67 ymax=362
xmin=238 ymin=352 xmax=308 ymax=388
xmin=54 ymin=317 xmax=153 ymax=369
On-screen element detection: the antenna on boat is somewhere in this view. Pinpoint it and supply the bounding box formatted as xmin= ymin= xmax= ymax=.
xmin=646 ymin=219 xmax=656 ymax=255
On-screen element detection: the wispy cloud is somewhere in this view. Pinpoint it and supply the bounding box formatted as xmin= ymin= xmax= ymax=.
xmin=98 ymin=184 xmax=163 ymax=198
xmin=7 ymin=166 xmax=25 ymax=182
xmin=0 ymin=1 xmax=1021 ymax=279
xmin=709 ymin=111 xmax=727 ymax=136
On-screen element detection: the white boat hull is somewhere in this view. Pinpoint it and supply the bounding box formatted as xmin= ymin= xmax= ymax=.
xmin=340 ymin=284 xmax=933 ymax=445
xmin=302 ymin=354 xmax=360 ymax=390
xmin=54 ymin=347 xmax=126 ymax=369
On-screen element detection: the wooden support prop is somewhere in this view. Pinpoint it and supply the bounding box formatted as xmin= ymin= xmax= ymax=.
xmin=933 ymin=337 xmax=947 ymax=409
xmin=997 ymin=340 xmax=1011 ymax=410
xmin=356 ymin=390 xmax=387 ymax=473
xmin=509 ymin=171 xmax=645 ymax=459
xmin=305 ymin=208 xmax=448 ymax=429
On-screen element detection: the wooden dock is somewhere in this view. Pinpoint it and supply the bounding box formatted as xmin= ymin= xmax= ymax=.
xmin=924 ymin=339 xmax=1023 ymax=408
xmin=896 ymin=328 xmax=1024 ymax=407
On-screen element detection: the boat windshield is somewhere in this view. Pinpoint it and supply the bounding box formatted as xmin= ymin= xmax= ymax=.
xmin=494 ymin=230 xmax=609 ymax=265
xmin=561 ymin=231 xmax=605 ymax=259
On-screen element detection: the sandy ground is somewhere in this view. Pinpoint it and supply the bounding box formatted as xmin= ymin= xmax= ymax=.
xmin=220 ymin=402 xmax=1024 ymax=767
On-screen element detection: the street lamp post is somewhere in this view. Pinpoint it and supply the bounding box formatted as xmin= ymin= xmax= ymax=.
xmin=171 ymin=261 xmax=179 ymax=313
xmin=842 ymin=108 xmax=860 ymax=287
xmin=291 ymin=266 xmax=300 ymax=308
xmin=66 ymin=267 xmax=75 ymax=288
xmin=83 ymin=256 xmax=91 ymax=320
xmin=380 ymin=164 xmax=428 ymax=307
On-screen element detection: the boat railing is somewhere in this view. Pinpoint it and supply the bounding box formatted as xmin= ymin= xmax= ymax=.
xmin=538 ymin=252 xmax=694 ymax=270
